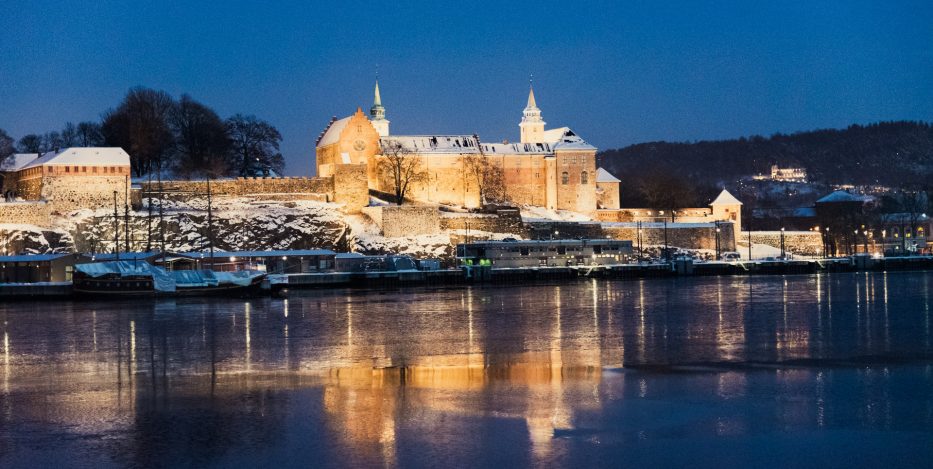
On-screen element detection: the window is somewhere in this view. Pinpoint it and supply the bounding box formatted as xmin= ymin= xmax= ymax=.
xmin=82 ymin=166 xmax=87 ymax=173
xmin=581 ymin=171 xmax=589 ymax=184
xmin=65 ymin=166 xmax=70 ymax=173
xmin=93 ymin=167 xmax=98 ymax=173
xmin=561 ymin=172 xmax=569 ymax=185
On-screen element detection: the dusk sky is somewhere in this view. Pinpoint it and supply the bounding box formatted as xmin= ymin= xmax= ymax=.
xmin=2 ymin=0 xmax=931 ymax=176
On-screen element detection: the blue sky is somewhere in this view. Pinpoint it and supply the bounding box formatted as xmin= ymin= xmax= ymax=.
xmin=1 ymin=0 xmax=931 ymax=176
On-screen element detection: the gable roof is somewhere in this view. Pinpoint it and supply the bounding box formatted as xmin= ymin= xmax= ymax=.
xmin=316 ymin=115 xmax=351 ymax=147
xmin=596 ymin=167 xmax=620 ymax=183
xmin=816 ymin=190 xmax=868 ymax=204
xmin=1 ymin=153 xmax=40 ymax=172
xmin=710 ymin=189 xmax=742 ymax=205
xmin=19 ymin=147 xmax=130 ymax=171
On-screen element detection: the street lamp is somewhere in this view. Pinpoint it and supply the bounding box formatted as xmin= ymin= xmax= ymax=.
xmin=715 ymin=224 xmax=722 ymax=260
xmin=780 ymin=227 xmax=786 ymax=259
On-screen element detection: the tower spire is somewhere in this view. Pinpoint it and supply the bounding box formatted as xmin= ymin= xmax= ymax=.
xmin=520 ymin=78 xmax=545 ymax=143
xmin=369 ymin=78 xmax=390 ymax=137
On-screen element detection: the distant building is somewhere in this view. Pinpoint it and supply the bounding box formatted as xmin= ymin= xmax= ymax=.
xmin=751 ymin=165 xmax=807 ymax=182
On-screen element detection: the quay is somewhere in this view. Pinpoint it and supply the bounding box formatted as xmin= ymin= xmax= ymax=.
xmin=5 ymin=254 xmax=933 ymax=300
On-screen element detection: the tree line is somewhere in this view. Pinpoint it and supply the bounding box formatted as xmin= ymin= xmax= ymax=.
xmin=0 ymin=87 xmax=284 ymax=178
xmin=598 ymin=121 xmax=933 ymax=200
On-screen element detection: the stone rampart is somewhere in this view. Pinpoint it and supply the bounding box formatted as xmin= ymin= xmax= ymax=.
xmin=333 ymin=164 xmax=369 ymax=213
xmin=141 ymin=177 xmax=334 ymax=200
xmin=602 ymin=222 xmax=737 ymax=251
xmin=362 ymin=205 xmax=441 ymax=237
xmin=0 ymin=201 xmax=51 ymax=226
xmin=740 ymin=231 xmax=823 ymax=256
xmin=41 ymin=175 xmax=130 ymax=214
xmin=439 ymin=209 xmax=525 ymax=235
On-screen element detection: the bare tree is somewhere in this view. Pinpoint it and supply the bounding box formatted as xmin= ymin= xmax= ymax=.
xmin=169 ymin=94 xmax=232 ymax=179
xmin=76 ymin=121 xmax=104 ymax=146
xmin=16 ymin=134 xmax=44 ymax=154
xmin=101 ymin=87 xmax=175 ymax=177
xmin=635 ymin=165 xmax=696 ymax=222
xmin=377 ymin=141 xmax=428 ymax=205
xmin=226 ymin=114 xmax=284 ymax=176
xmin=0 ymin=129 xmax=14 ymax=170
xmin=461 ymin=152 xmax=505 ymax=207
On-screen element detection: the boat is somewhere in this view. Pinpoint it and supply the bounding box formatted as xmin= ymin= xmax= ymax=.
xmin=73 ymin=261 xmax=265 ymax=298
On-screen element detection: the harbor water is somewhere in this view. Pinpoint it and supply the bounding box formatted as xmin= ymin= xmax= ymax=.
xmin=0 ymin=272 xmax=932 ymax=467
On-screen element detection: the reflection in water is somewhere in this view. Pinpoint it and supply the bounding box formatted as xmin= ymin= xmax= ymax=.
xmin=0 ymin=272 xmax=932 ymax=467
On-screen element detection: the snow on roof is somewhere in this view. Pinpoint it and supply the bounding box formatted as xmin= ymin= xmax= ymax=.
xmin=710 ymin=189 xmax=742 ymax=205
xmin=596 ymin=168 xmax=621 ymax=183
xmin=816 ymin=190 xmax=869 ymax=204
xmin=382 ymin=135 xmax=481 ymax=154
xmin=174 ymin=249 xmax=336 ymax=259
xmin=19 ymin=147 xmax=130 ymax=170
xmin=0 ymin=253 xmax=73 ymax=262
xmin=1 ymin=153 xmax=39 ymax=172
xmin=317 ymin=116 xmax=352 ymax=147
xmin=792 ymin=207 xmax=817 ymax=217
xmin=92 ymin=251 xmax=162 ymax=261
xmin=480 ymin=141 xmax=553 ymax=154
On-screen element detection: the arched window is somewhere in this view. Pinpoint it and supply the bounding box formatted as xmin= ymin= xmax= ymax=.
xmin=581 ymin=171 xmax=589 ymax=184
xmin=561 ymin=172 xmax=569 ymax=185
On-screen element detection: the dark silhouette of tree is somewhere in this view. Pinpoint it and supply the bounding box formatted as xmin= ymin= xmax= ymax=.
xmin=101 ymin=87 xmax=175 ymax=177
xmin=225 ymin=114 xmax=284 ymax=176
xmin=0 ymin=129 xmax=14 ymax=170
xmin=378 ymin=141 xmax=427 ymax=205
xmin=599 ymin=121 xmax=933 ymax=188
xmin=635 ymin=166 xmax=697 ymax=221
xmin=170 ymin=94 xmax=232 ymax=178
xmin=16 ymin=134 xmax=43 ymax=153
xmin=76 ymin=121 xmax=104 ymax=146
xmin=461 ymin=150 xmax=506 ymax=207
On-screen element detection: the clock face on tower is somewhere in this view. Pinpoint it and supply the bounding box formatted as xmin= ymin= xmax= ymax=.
xmin=353 ymin=139 xmax=366 ymax=151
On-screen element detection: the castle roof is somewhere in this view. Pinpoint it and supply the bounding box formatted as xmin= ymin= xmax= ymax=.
xmin=710 ymin=189 xmax=742 ymax=205
xmin=1 ymin=153 xmax=39 ymax=172
xmin=596 ymin=168 xmax=621 ymax=183
xmin=19 ymin=147 xmax=130 ymax=171
xmin=317 ymin=115 xmax=352 ymax=147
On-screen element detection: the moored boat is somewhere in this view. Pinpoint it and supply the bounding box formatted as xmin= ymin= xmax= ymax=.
xmin=73 ymin=261 xmax=265 ymax=298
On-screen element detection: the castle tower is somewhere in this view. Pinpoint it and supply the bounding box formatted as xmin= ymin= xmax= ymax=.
xmin=519 ymin=86 xmax=546 ymax=143
xmin=370 ymin=80 xmax=390 ymax=137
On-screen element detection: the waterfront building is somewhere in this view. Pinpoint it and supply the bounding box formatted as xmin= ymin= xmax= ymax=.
xmin=0 ymin=252 xmax=91 ymax=283
xmin=456 ymin=239 xmax=634 ymax=268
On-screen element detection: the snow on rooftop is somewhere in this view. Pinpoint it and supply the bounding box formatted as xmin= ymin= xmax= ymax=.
xmin=317 ymin=116 xmax=352 ymax=147
xmin=816 ymin=190 xmax=870 ymax=204
xmin=381 ymin=135 xmax=481 ymax=154
xmin=1 ymin=153 xmax=39 ymax=172
xmin=19 ymin=147 xmax=130 ymax=170
xmin=710 ymin=189 xmax=742 ymax=205
xmin=596 ymin=168 xmax=621 ymax=183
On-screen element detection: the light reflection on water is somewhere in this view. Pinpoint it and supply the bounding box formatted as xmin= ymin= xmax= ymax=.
xmin=0 ymin=272 xmax=932 ymax=467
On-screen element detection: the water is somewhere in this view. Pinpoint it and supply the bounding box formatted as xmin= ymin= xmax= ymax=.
xmin=1 ymin=272 xmax=932 ymax=467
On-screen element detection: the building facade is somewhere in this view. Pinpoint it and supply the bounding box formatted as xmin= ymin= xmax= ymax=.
xmin=315 ymin=84 xmax=601 ymax=214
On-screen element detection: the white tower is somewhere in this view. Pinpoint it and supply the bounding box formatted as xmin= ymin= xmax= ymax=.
xmin=370 ymin=80 xmax=390 ymax=137
xmin=519 ymin=85 xmax=546 ymax=143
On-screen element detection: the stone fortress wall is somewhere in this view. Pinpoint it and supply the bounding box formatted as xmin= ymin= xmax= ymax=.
xmin=740 ymin=231 xmax=824 ymax=256
xmin=0 ymin=201 xmax=51 ymax=226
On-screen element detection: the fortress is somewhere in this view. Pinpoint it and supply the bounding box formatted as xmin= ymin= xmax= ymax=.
xmin=315 ymin=83 xmax=612 ymax=214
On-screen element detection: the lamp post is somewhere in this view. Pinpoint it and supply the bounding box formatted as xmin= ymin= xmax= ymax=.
xmin=863 ymin=230 xmax=868 ymax=254
xmin=715 ymin=224 xmax=721 ymax=260
xmin=824 ymin=226 xmax=831 ymax=258
xmin=780 ymin=227 xmax=786 ymax=260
